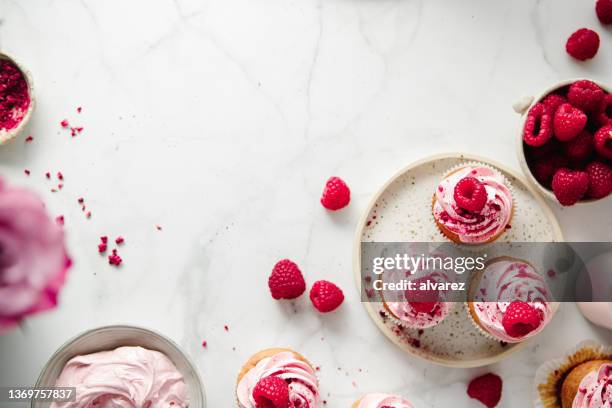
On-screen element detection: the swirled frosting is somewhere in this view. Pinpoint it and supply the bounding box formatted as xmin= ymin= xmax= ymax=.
xmin=357 ymin=393 xmax=415 ymax=408
xmin=573 ymin=363 xmax=611 ymax=408
xmin=237 ymin=351 xmax=320 ymax=408
xmin=433 ymin=166 xmax=513 ymax=244
xmin=50 ymin=346 xmax=188 ymax=408
xmin=471 ymin=259 xmax=554 ymax=342
xmin=384 ymin=268 xmax=455 ymax=329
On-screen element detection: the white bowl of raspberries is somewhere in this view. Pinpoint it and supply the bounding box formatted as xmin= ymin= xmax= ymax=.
xmin=517 ymin=78 xmax=612 ymax=206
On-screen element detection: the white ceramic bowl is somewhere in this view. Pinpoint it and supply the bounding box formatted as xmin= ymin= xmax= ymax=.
xmin=33 ymin=325 xmax=205 ymax=408
xmin=515 ymin=78 xmax=611 ymax=205
xmin=0 ymin=51 xmax=34 ymax=144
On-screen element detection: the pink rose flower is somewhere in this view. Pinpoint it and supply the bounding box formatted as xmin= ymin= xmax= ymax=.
xmin=0 ymin=179 xmax=71 ymax=333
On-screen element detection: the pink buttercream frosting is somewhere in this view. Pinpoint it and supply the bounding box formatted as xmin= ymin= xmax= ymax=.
xmin=50 ymin=346 xmax=188 ymax=408
xmin=357 ymin=393 xmax=415 ymax=408
xmin=471 ymin=259 xmax=554 ymax=343
xmin=433 ymin=165 xmax=513 ymax=244
xmin=572 ymin=363 xmax=611 ymax=408
xmin=237 ymin=351 xmax=319 ymax=408
xmin=384 ymin=268 xmax=455 ymax=329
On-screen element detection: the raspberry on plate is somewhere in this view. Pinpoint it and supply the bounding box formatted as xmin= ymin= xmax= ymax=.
xmin=566 ymin=28 xmax=600 ymax=61
xmin=594 ymin=125 xmax=612 ymax=159
xmin=320 ymin=176 xmax=350 ymax=211
xmin=568 ymin=80 xmax=605 ymax=112
xmin=563 ymin=130 xmax=594 ymax=162
xmin=467 ymin=373 xmax=503 ymax=408
xmin=553 ymin=103 xmax=587 ymax=141
xmin=453 ymin=177 xmax=487 ymax=213
xmin=309 ymin=280 xmax=344 ymax=313
xmin=552 ymin=168 xmax=589 ymax=206
xmin=501 ymin=301 xmax=543 ymax=338
xmin=252 ymin=376 xmax=289 ymax=408
xmin=523 ymin=103 xmax=553 ymax=147
xmin=586 ymin=161 xmax=612 ymax=199
xmin=596 ymin=0 xmax=612 ymax=24
xmin=268 ymin=259 xmax=306 ymax=300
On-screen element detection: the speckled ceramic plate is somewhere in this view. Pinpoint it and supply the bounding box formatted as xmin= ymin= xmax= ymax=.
xmin=353 ymin=153 xmax=563 ymax=368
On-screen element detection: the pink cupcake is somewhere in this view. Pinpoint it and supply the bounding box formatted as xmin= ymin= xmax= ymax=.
xmin=467 ymin=257 xmax=556 ymax=343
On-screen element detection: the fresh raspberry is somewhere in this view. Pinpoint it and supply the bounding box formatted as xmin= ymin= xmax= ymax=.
xmin=252 ymin=376 xmax=289 ymax=408
xmin=542 ymin=94 xmax=567 ymax=115
xmin=309 ymin=280 xmax=344 ymax=313
xmin=595 ymin=94 xmax=612 ymax=127
xmin=568 ymin=80 xmax=605 ymax=112
xmin=453 ymin=177 xmax=487 ymax=213
xmin=563 ymin=130 xmax=594 ymax=162
xmin=552 ymin=168 xmax=589 ymax=206
xmin=523 ymin=103 xmax=553 ymax=147
xmin=268 ymin=259 xmax=306 ymax=300
xmin=467 ymin=373 xmax=503 ymax=408
xmin=586 ymin=161 xmax=612 ymax=199
xmin=502 ymin=302 xmax=543 ymax=338
xmin=596 ymin=0 xmax=612 ymax=24
xmin=320 ymin=176 xmax=350 ymax=210
xmin=594 ymin=125 xmax=612 ymax=159
xmin=566 ymin=28 xmax=600 ymax=61
xmin=530 ymin=153 xmax=569 ymax=186
xmin=553 ymin=103 xmax=587 ymax=141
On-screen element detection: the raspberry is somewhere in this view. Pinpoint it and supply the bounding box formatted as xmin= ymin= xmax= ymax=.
xmin=542 ymin=94 xmax=567 ymax=115
xmin=586 ymin=161 xmax=612 ymax=199
xmin=552 ymin=168 xmax=589 ymax=206
xmin=453 ymin=177 xmax=487 ymax=213
xmin=320 ymin=176 xmax=350 ymax=210
xmin=523 ymin=103 xmax=553 ymax=147
xmin=566 ymin=28 xmax=600 ymax=61
xmin=594 ymin=125 xmax=612 ymax=159
xmin=406 ymin=278 xmax=439 ymax=314
xmin=309 ymin=280 xmax=344 ymax=313
xmin=553 ymin=103 xmax=587 ymax=141
xmin=467 ymin=373 xmax=503 ymax=408
xmin=252 ymin=376 xmax=289 ymax=408
xmin=530 ymin=153 xmax=569 ymax=186
xmin=568 ymin=80 xmax=605 ymax=112
xmin=268 ymin=259 xmax=306 ymax=300
xmin=563 ymin=130 xmax=594 ymax=162
xmin=596 ymin=0 xmax=612 ymax=24
xmin=595 ymin=94 xmax=612 ymax=127
xmin=502 ymin=302 xmax=543 ymax=338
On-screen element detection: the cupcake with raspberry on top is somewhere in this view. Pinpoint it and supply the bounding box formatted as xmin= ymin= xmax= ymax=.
xmin=467 ymin=257 xmax=556 ymax=343
xmin=432 ymin=164 xmax=514 ymax=245
xmin=352 ymin=393 xmax=415 ymax=408
xmin=236 ymin=348 xmax=320 ymax=408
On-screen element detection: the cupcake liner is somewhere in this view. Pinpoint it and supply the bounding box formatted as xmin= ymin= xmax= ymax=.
xmin=431 ymin=161 xmax=516 ymax=252
xmin=533 ymin=340 xmax=612 ymax=408
xmin=463 ymin=301 xmax=504 ymax=342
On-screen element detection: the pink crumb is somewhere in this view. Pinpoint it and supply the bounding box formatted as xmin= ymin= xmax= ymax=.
xmin=24 ymin=169 xmax=30 ymax=175
xmin=77 ymin=107 xmax=82 ymax=113
xmin=156 ymin=225 xmax=162 ymax=231
xmin=100 ymin=236 xmax=108 ymax=244
xmin=25 ymin=135 xmax=33 ymax=142
xmin=108 ymin=249 xmax=122 ymax=266
xmin=78 ymin=197 xmax=84 ymax=204
xmin=224 ymin=325 xmax=229 ymax=332
xmin=57 ymin=172 xmax=63 ymax=180
xmin=98 ymin=243 xmax=107 ymax=253
xmin=45 ymin=172 xmax=50 ymax=179
xmin=55 ymin=215 xmax=64 ymax=226
xmin=86 ymin=211 xmax=91 ymax=219
xmin=60 ymin=119 xmax=69 ymax=128
xmin=201 ymin=340 xmax=207 ymax=348
xmin=115 ymin=236 xmax=124 ymax=245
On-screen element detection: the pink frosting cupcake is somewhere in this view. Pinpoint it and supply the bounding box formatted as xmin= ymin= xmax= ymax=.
xmin=467 ymin=257 xmax=556 ymax=343
xmin=432 ymin=164 xmax=513 ymax=245
xmin=382 ymin=266 xmax=455 ymax=329
xmin=352 ymin=393 xmax=415 ymax=408
xmin=569 ymin=363 xmax=611 ymax=408
xmin=236 ymin=348 xmax=320 ymax=408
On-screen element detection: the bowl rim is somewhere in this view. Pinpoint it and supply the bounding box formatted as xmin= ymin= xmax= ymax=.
xmin=0 ymin=51 xmax=35 ymax=144
xmin=515 ymin=77 xmax=611 ymax=205
xmin=33 ymin=324 xmax=205 ymax=407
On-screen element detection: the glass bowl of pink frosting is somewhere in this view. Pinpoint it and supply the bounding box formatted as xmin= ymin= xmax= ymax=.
xmin=33 ymin=325 xmax=205 ymax=408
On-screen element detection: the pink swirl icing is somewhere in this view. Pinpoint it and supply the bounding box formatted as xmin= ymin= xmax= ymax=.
xmin=573 ymin=363 xmax=611 ymax=408
xmin=471 ymin=259 xmax=554 ymax=342
xmin=384 ymin=268 xmax=455 ymax=329
xmin=50 ymin=346 xmax=188 ymax=408
xmin=357 ymin=393 xmax=415 ymax=408
xmin=433 ymin=166 xmax=513 ymax=244
xmin=237 ymin=351 xmax=320 ymax=408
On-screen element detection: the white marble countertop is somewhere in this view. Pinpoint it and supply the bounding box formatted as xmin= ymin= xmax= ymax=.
xmin=0 ymin=0 xmax=611 ymax=406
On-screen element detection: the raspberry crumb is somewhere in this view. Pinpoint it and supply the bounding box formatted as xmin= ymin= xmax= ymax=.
xmin=24 ymin=169 xmax=30 ymax=175
xmin=156 ymin=225 xmax=162 ymax=231
xmin=58 ymin=183 xmax=63 ymax=190
xmin=86 ymin=211 xmax=91 ymax=219
xmin=57 ymin=172 xmax=63 ymax=180
xmin=78 ymin=197 xmax=84 ymax=204
xmin=25 ymin=135 xmax=33 ymax=142
xmin=108 ymin=250 xmax=122 ymax=266
xmin=115 ymin=236 xmax=124 ymax=244
xmin=60 ymin=119 xmax=69 ymax=128
xmin=201 ymin=340 xmax=207 ymax=348
xmin=45 ymin=172 xmax=51 ymax=179
xmin=100 ymin=236 xmax=108 ymax=244
xmin=77 ymin=107 xmax=82 ymax=113
xmin=224 ymin=325 xmax=229 ymax=332
xmin=55 ymin=215 xmax=64 ymax=226
xmin=98 ymin=243 xmax=107 ymax=253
